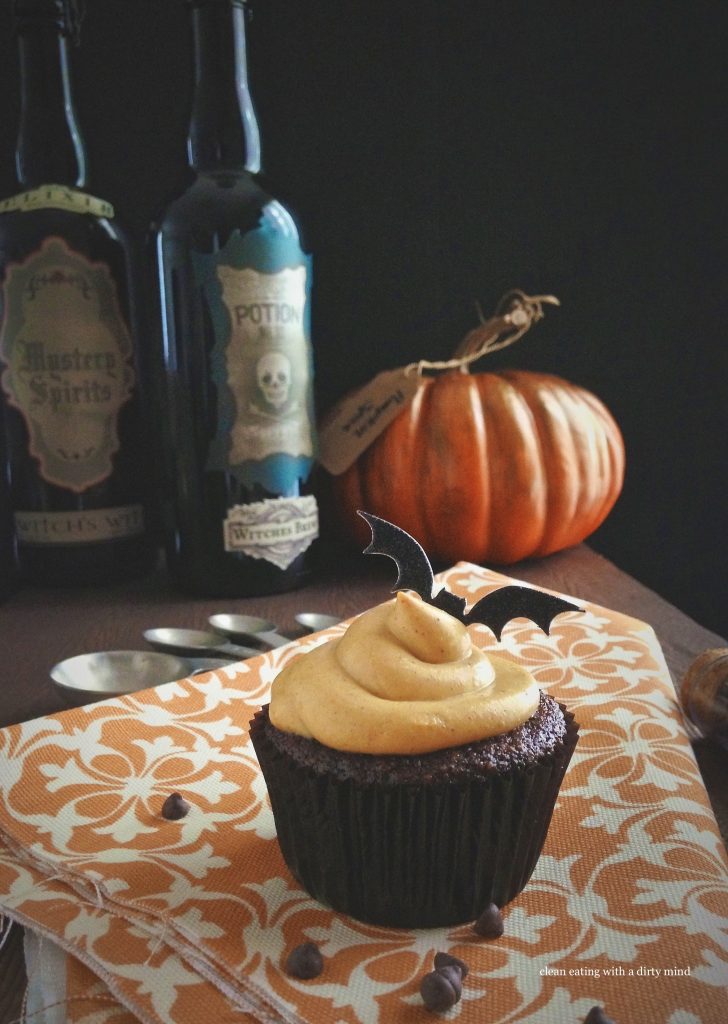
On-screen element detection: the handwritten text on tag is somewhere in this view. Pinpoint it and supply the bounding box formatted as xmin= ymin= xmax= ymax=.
xmin=318 ymin=368 xmax=420 ymax=475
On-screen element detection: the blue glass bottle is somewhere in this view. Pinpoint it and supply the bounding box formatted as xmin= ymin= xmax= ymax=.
xmin=152 ymin=0 xmax=318 ymax=596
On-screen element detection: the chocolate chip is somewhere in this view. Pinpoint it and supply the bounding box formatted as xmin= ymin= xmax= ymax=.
xmin=420 ymin=968 xmax=462 ymax=1013
xmin=161 ymin=792 xmax=190 ymax=820
xmin=285 ymin=941 xmax=324 ymax=980
xmin=473 ymin=902 xmax=504 ymax=938
xmin=433 ymin=951 xmax=469 ymax=979
xmin=584 ymin=1007 xmax=616 ymax=1024
xmin=436 ymin=965 xmax=463 ymax=1000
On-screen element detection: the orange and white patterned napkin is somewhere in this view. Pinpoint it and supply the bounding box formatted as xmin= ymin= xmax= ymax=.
xmin=0 ymin=564 xmax=726 ymax=1024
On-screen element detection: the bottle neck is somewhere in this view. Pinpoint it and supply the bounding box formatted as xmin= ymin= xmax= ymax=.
xmin=15 ymin=17 xmax=86 ymax=189
xmin=187 ymin=0 xmax=261 ymax=175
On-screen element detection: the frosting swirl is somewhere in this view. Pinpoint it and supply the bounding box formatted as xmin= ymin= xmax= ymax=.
xmin=269 ymin=591 xmax=539 ymax=755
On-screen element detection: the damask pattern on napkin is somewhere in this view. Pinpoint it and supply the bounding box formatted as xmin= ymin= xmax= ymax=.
xmin=0 ymin=564 xmax=726 ymax=1024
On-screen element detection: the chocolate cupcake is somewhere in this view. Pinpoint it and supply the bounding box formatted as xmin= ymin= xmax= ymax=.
xmin=250 ymin=515 xmax=579 ymax=928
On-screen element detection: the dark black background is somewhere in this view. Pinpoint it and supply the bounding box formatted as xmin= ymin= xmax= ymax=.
xmin=1 ymin=0 xmax=726 ymax=634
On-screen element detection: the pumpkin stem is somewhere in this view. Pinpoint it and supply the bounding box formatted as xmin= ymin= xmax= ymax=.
xmin=404 ymin=290 xmax=559 ymax=377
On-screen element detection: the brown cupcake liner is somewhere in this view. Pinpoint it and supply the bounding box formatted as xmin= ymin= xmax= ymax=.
xmin=249 ymin=704 xmax=579 ymax=929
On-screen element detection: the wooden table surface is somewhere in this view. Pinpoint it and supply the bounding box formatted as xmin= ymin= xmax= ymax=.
xmin=0 ymin=541 xmax=726 ymax=1023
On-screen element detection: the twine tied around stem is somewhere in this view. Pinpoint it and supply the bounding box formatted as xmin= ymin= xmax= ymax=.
xmin=404 ymin=290 xmax=560 ymax=377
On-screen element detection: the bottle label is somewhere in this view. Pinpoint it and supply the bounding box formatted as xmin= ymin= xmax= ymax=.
xmin=215 ymin=262 xmax=315 ymax=467
xmin=0 ymin=184 xmax=114 ymax=219
xmin=223 ymin=494 xmax=318 ymax=569
xmin=193 ymin=224 xmax=316 ymax=494
xmin=0 ymin=237 xmax=135 ymax=492
xmin=14 ymin=505 xmax=144 ymax=546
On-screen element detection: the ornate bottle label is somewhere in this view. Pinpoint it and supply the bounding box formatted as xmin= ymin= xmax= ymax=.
xmin=223 ymin=495 xmax=318 ymax=568
xmin=194 ymin=219 xmax=318 ymax=569
xmin=0 ymin=237 xmax=135 ymax=492
xmin=0 ymin=185 xmax=114 ymax=219
xmin=15 ymin=505 xmax=144 ymax=545
xmin=215 ymin=262 xmax=314 ymax=468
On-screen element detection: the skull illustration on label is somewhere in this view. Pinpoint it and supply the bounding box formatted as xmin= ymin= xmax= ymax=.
xmin=214 ymin=260 xmax=314 ymax=471
xmin=256 ymin=350 xmax=291 ymax=410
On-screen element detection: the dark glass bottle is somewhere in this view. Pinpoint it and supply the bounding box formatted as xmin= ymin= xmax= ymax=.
xmin=151 ymin=0 xmax=318 ymax=597
xmin=0 ymin=416 xmax=19 ymax=601
xmin=0 ymin=0 xmax=154 ymax=585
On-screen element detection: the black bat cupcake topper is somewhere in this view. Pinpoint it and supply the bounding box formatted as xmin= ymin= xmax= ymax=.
xmin=359 ymin=511 xmax=582 ymax=640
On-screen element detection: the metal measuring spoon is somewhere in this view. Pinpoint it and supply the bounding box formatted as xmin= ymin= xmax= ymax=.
xmin=143 ymin=627 xmax=260 ymax=661
xmin=295 ymin=612 xmax=342 ymax=632
xmin=208 ymin=611 xmax=342 ymax=645
xmin=207 ymin=613 xmax=292 ymax=649
xmin=50 ymin=650 xmax=192 ymax=701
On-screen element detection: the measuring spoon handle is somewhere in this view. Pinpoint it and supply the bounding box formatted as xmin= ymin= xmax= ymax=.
xmin=198 ymin=641 xmax=262 ymax=660
xmin=143 ymin=631 xmax=261 ymax=661
xmin=251 ymin=630 xmax=291 ymax=649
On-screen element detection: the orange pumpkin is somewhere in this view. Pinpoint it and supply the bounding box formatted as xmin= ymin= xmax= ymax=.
xmin=329 ymin=367 xmax=625 ymax=565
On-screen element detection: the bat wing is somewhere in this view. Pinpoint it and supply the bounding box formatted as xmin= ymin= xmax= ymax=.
xmin=431 ymin=587 xmax=468 ymax=620
xmin=358 ymin=512 xmax=582 ymax=636
xmin=358 ymin=511 xmax=435 ymax=600
xmin=464 ymin=586 xmax=582 ymax=640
